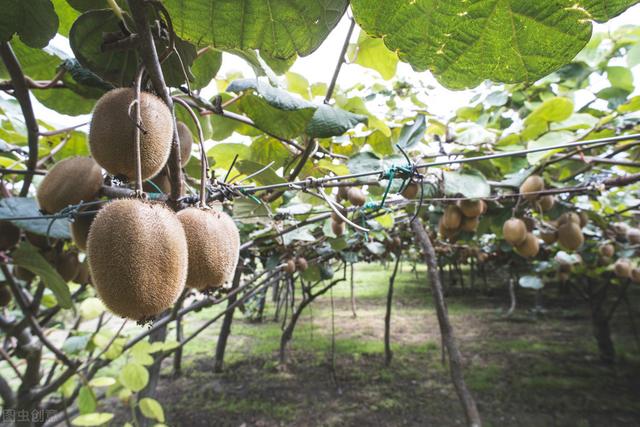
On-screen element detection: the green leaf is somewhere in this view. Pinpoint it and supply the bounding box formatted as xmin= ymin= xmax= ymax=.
xmin=12 ymin=242 xmax=73 ymax=309
xmin=71 ymin=413 xmax=114 ymax=426
xmin=618 ymin=96 xmax=640 ymax=113
xmin=0 ymin=197 xmax=72 ymax=239
xmin=139 ymin=398 xmax=165 ymax=423
xmin=88 ymin=377 xmax=116 ymax=388
xmin=208 ymin=143 xmax=251 ymax=171
xmin=164 ymin=0 xmax=349 ymax=61
xmin=80 ymin=298 xmax=105 ymax=321
xmin=227 ymin=79 xmax=318 ymax=139
xmin=118 ymin=363 xmax=149 ymax=392
xmin=234 ymin=160 xmax=285 ymax=186
xmin=286 ymin=72 xmax=311 ymax=100
xmin=579 ymin=0 xmax=640 ymax=22
xmin=527 ymin=131 xmax=575 ymax=164
xmin=249 ymin=136 xmax=290 ymax=170
xmin=52 ymin=0 xmax=80 ymax=37
xmin=351 ymin=0 xmax=600 ymax=89
xmin=349 ymin=30 xmax=399 ymax=80
xmin=0 ymin=0 xmax=59 ymax=48
xmin=526 ymin=97 xmax=574 ymax=124
xmin=366 ymin=242 xmax=386 ymax=255
xmin=62 ymin=335 xmax=90 ymax=354
xmin=607 ymin=66 xmax=634 ymax=92
xmin=78 ymin=386 xmax=97 ymax=414
xmin=396 ymin=116 xmax=426 ymax=150
xmin=306 ymin=105 xmax=368 ymax=138
xmin=191 ymin=48 xmax=223 ymax=90
xmin=347 ymin=152 xmax=382 ymax=174
xmin=519 ymin=275 xmax=544 ymax=290
xmin=443 ymin=171 xmax=490 ymax=199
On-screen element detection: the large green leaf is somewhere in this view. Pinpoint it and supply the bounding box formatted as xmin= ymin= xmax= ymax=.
xmin=305 ymin=105 xmax=368 ymax=138
xmin=0 ymin=197 xmax=72 ymax=239
xmin=443 ymin=170 xmax=491 ymax=199
xmin=0 ymin=0 xmax=58 ymax=48
xmin=349 ymin=31 xmax=399 ymax=80
xmin=118 ymin=363 xmax=149 ymax=392
xmin=12 ymin=242 xmax=73 ymax=309
xmin=227 ymin=79 xmax=317 ymax=139
xmin=191 ymin=47 xmax=223 ymax=90
xmin=234 ymin=160 xmax=286 ymax=186
xmin=164 ymin=0 xmax=349 ymax=60
xmin=351 ymin=0 xmax=638 ymax=89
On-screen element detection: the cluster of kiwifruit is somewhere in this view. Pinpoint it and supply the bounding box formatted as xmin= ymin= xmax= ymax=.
xmin=284 ymin=257 xmax=308 ymax=274
xmin=613 ymin=258 xmax=640 ymax=283
xmin=438 ymin=199 xmax=487 ymax=242
xmin=541 ymin=211 xmax=587 ymax=251
xmin=331 ymin=186 xmax=367 ymax=237
xmin=503 ymin=217 xmax=539 ymax=258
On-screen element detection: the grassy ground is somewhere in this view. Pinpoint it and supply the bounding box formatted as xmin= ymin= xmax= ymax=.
xmin=120 ymin=263 xmax=640 ymax=426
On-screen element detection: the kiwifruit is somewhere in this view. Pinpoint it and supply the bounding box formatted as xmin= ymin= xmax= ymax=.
xmin=330 ymin=206 xmax=347 ymax=224
xmin=74 ymin=261 xmax=91 ymax=285
xmin=537 ymin=195 xmax=555 ymax=212
xmin=13 ymin=266 xmax=34 ymax=282
xmin=476 ymin=252 xmax=489 ymax=263
xmin=457 ymin=200 xmax=484 ymax=218
xmin=25 ymin=232 xmax=55 ymax=250
xmin=0 ymin=286 xmax=11 ymax=307
xmin=614 ymin=259 xmax=632 ymax=279
xmin=284 ymin=260 xmax=296 ymax=274
xmin=55 ymin=252 xmax=81 ymax=282
xmin=347 ymin=188 xmax=366 ymax=207
xmin=523 ymin=217 xmax=535 ymax=232
xmin=70 ymin=207 xmax=98 ymax=252
xmin=143 ymin=172 xmax=171 ymax=194
xmin=438 ymin=218 xmax=458 ymax=241
xmin=515 ymin=233 xmax=539 ymax=258
xmin=520 ymin=175 xmax=545 ymax=201
xmin=401 ymin=182 xmax=419 ymax=200
xmin=460 ymin=216 xmax=480 ymax=233
xmin=337 ymin=186 xmax=349 ymax=201
xmin=89 ymin=88 xmax=173 ymax=181
xmin=539 ymin=229 xmax=558 ymax=245
xmin=557 ymin=222 xmax=584 ymax=251
xmin=0 ymin=221 xmax=20 ymax=251
xmin=177 ymin=208 xmax=240 ymax=291
xmin=631 ymin=268 xmax=640 ymax=284
xmin=36 ymin=157 xmax=103 ymax=214
xmin=627 ymin=228 xmax=640 ymax=244
xmin=578 ymin=212 xmax=589 ymax=228
xmin=599 ymin=244 xmax=615 ymax=258
xmin=558 ymin=212 xmax=581 ymax=226
xmin=392 ymin=236 xmax=402 ymax=250
xmin=296 ymin=257 xmax=308 ymax=272
xmin=177 ymin=122 xmax=193 ymax=167
xmin=332 ymin=219 xmax=345 ymax=237
xmin=503 ymin=218 xmax=527 ymax=246
xmin=87 ymin=199 xmax=188 ymax=320
xmin=442 ymin=205 xmax=463 ymax=230
xmin=613 ymin=222 xmax=630 ymax=237
xmin=558 ymin=259 xmax=573 ymax=273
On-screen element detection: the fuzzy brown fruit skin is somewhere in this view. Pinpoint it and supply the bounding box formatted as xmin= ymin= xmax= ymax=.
xmin=401 ymin=182 xmax=419 ymax=200
xmin=284 ymin=260 xmax=296 ymax=274
xmin=0 ymin=221 xmax=20 ymax=251
xmin=143 ymin=172 xmax=171 ymax=194
xmin=515 ymin=233 xmax=539 ymax=258
xmin=537 ymin=195 xmax=555 ymax=212
xmin=558 ymin=212 xmax=581 ymax=226
xmin=347 ymin=188 xmax=366 ymax=207
xmin=87 ymin=199 xmax=188 ymax=320
xmin=177 ymin=208 xmax=240 ymax=291
xmin=613 ymin=222 xmax=630 ymax=237
xmin=614 ymin=259 xmax=632 ymax=279
xmin=70 ymin=207 xmax=98 ymax=252
xmin=89 ymin=88 xmax=173 ymax=181
xmin=56 ymin=252 xmax=80 ymax=282
xmin=627 ymin=228 xmax=640 ymax=244
xmin=460 ymin=216 xmax=480 ymax=233
xmin=578 ymin=212 xmax=589 ymax=228
xmin=503 ymin=218 xmax=527 ymax=246
xmin=631 ymin=268 xmax=640 ymax=284
xmin=599 ymin=244 xmax=615 ymax=258
xmin=36 ymin=157 xmax=103 ymax=214
xmin=520 ymin=175 xmax=545 ymax=201
xmin=0 ymin=286 xmax=11 ymax=307
xmin=540 ymin=229 xmax=558 ymax=245
xmin=332 ymin=220 xmax=345 ymax=237
xmin=457 ymin=200 xmax=484 ymax=218
xmin=438 ymin=218 xmax=458 ymax=241
xmin=476 ymin=252 xmax=489 ymax=263
xmin=337 ymin=186 xmax=349 ymax=202
xmin=177 ymin=122 xmax=193 ymax=167
xmin=557 ymin=222 xmax=584 ymax=251
xmin=295 ymin=257 xmax=308 ymax=272
xmin=74 ymin=261 xmax=91 ymax=285
xmin=442 ymin=205 xmax=463 ymax=230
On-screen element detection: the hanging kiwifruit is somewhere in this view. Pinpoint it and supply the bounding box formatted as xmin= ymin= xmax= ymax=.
xmin=460 ymin=216 xmax=480 ymax=233
xmin=74 ymin=261 xmax=91 ymax=285
xmin=627 ymin=228 xmax=640 ymax=244
xmin=296 ymin=257 xmax=308 ymax=272
xmin=557 ymin=222 xmax=584 ymax=251
xmin=614 ymin=259 xmax=632 ymax=279
xmin=143 ymin=171 xmax=171 ymax=194
xmin=55 ymin=252 xmax=81 ymax=282
xmin=537 ymin=195 xmax=555 ymax=212
xmin=0 ymin=221 xmax=20 ymax=251
xmin=36 ymin=157 xmax=103 ymax=214
xmin=539 ymin=229 xmax=558 ymax=245
xmin=401 ymin=182 xmax=419 ymax=200
xmin=332 ymin=219 xmax=345 ymax=237
xmin=599 ymin=244 xmax=615 ymax=258
xmin=87 ymin=199 xmax=188 ymax=320
xmin=13 ymin=266 xmax=34 ymax=282
xmin=503 ymin=218 xmax=527 ymax=246
xmin=578 ymin=212 xmax=589 ymax=228
xmin=457 ymin=200 xmax=484 ymax=218
xmin=631 ymin=268 xmax=640 ymax=284
xmin=558 ymin=212 xmax=581 ymax=226
xmin=284 ymin=260 xmax=296 ymax=274
xmin=89 ymin=88 xmax=173 ymax=181
xmin=476 ymin=252 xmax=489 ymax=263
xmin=347 ymin=188 xmax=366 ymax=207
xmin=25 ymin=232 xmax=55 ymax=250
xmin=0 ymin=286 xmax=11 ymax=307
xmin=613 ymin=222 xmax=630 ymax=238
xmin=337 ymin=186 xmax=349 ymax=202
xmin=442 ymin=205 xmax=463 ymax=230
xmin=520 ymin=175 xmax=545 ymax=201
xmin=330 ymin=205 xmax=347 ymax=224
xmin=177 ymin=122 xmax=193 ymax=167
xmin=515 ymin=233 xmax=539 ymax=258
xmin=70 ymin=207 xmax=98 ymax=252
xmin=177 ymin=208 xmax=240 ymax=291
